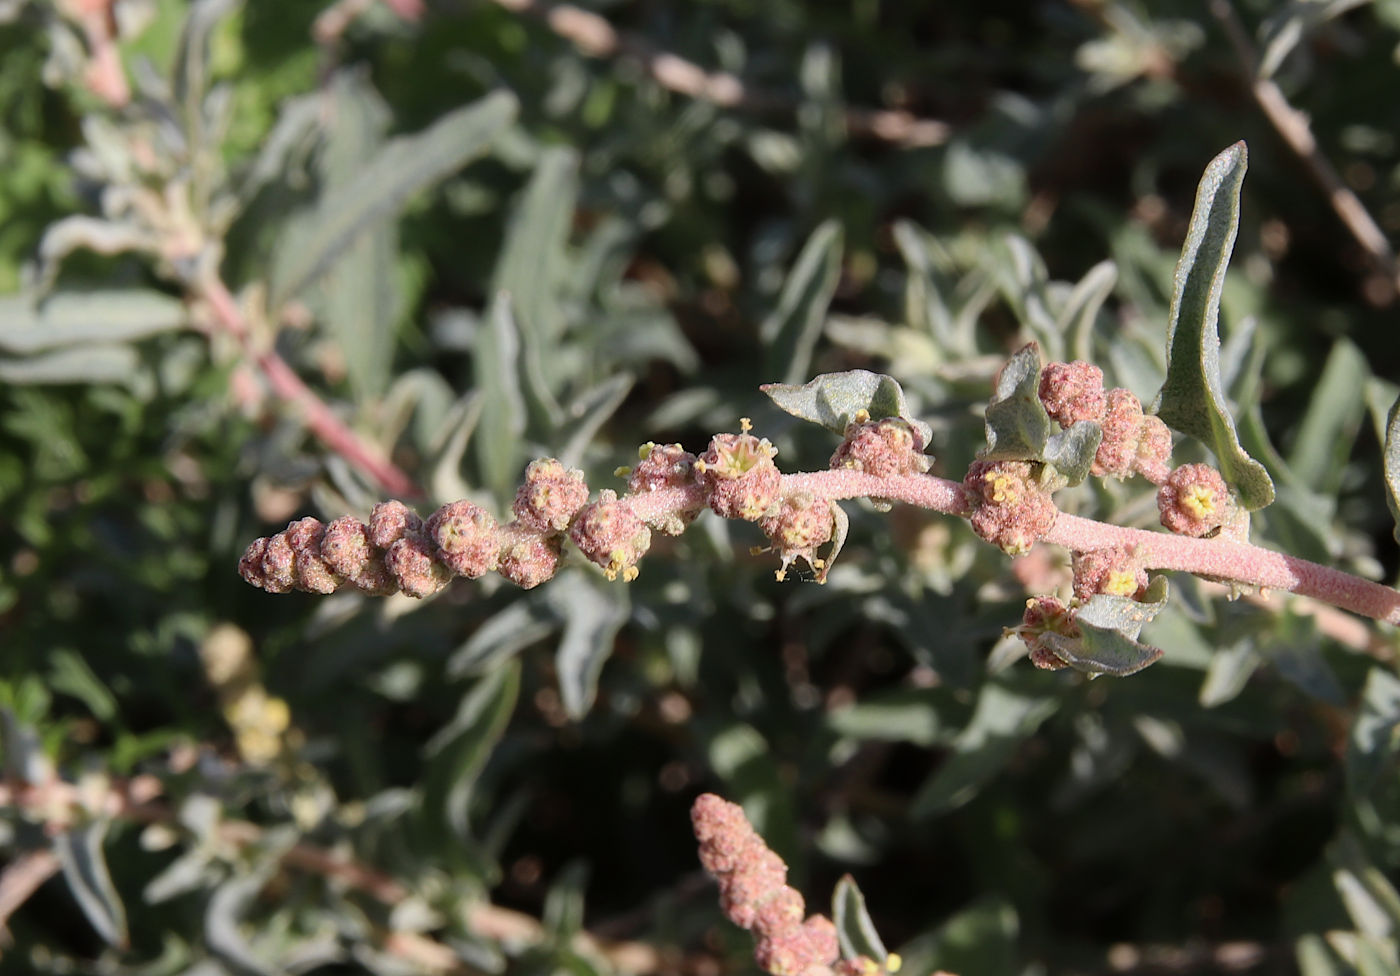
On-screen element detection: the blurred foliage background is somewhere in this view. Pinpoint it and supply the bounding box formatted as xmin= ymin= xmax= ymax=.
xmin=3 ymin=0 xmax=1400 ymax=974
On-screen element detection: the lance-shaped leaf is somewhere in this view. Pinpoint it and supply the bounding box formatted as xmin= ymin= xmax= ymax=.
xmin=550 ymin=572 xmax=629 ymax=718
xmin=1042 ymin=576 xmax=1170 ymax=677
xmin=55 ymin=820 xmax=128 ymax=948
xmin=833 ymin=875 xmax=890 ymax=963
xmin=817 ymin=502 xmax=850 ymax=583
xmin=978 ymin=343 xmax=1101 ymax=486
xmin=761 ymin=221 xmax=844 ymax=385
xmin=270 ymin=89 xmax=517 ymax=308
xmin=1152 ymin=142 xmax=1274 ymax=510
xmin=761 ymin=369 xmax=933 ymax=449
xmin=1384 ymin=392 xmax=1400 ymax=544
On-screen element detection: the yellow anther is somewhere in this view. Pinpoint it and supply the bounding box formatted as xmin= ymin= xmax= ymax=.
xmin=1181 ymin=484 xmax=1218 ymax=519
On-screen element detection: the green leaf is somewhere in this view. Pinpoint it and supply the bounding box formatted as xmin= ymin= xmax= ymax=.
xmin=896 ymin=895 xmax=1018 ymax=976
xmin=1198 ymin=642 xmax=1259 ymax=708
xmin=424 ymin=659 xmax=521 ymax=841
xmin=824 ymin=687 xmax=960 ymax=747
xmin=819 ymin=501 xmax=850 ymax=583
xmin=761 ymin=220 xmax=844 ymax=385
xmin=0 ymin=290 xmax=186 ymax=353
xmin=1348 ymin=667 xmax=1400 ymax=801
xmin=1043 ymin=576 xmax=1171 ymax=677
xmin=448 ymin=595 xmax=557 ymax=677
xmin=48 ymin=650 xmax=117 ymax=722
xmin=55 ymin=820 xmax=128 ymax=948
xmin=911 ymin=682 xmax=1058 ymax=816
xmin=833 ymin=875 xmax=889 ymax=962
xmin=550 ymin=572 xmax=629 ymax=718
xmin=1287 ymin=338 xmax=1368 ymax=495
xmin=1384 ymin=391 xmax=1400 ymax=544
xmin=892 ymin=220 xmax=963 ymax=351
xmin=474 ymin=293 xmax=529 ymax=502
xmin=761 ymin=369 xmax=933 ymax=449
xmin=270 ymin=89 xmax=517 ymax=308
xmin=1062 ymin=259 xmax=1119 ymax=363
xmin=0 ymin=345 xmax=141 ymax=385
xmin=978 ymin=342 xmax=1101 ymax=485
xmin=1152 ymin=142 xmax=1274 ymax=510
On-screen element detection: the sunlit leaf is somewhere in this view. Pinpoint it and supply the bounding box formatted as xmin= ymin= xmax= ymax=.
xmin=761 ymin=220 xmax=843 ymax=385
xmin=833 ymin=875 xmax=889 ymax=962
xmin=761 ymin=369 xmax=933 ymax=448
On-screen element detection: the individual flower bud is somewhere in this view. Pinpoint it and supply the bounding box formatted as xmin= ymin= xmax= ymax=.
xmin=284 ymin=517 xmax=344 ymax=594
xmin=963 ymin=460 xmax=1057 ymax=556
xmin=1132 ymin=415 xmax=1173 ymax=485
xmin=751 ymin=887 xmax=806 ymax=940
xmin=383 ymin=534 xmax=451 ymax=598
xmin=512 ymin=458 xmax=589 ymax=534
xmin=1072 ymin=546 xmax=1147 ymax=601
xmin=828 ymin=413 xmax=929 ymax=478
xmin=1039 ymin=360 xmax=1107 ymax=427
xmin=259 ymin=532 xmax=297 ymax=594
xmin=1016 ymin=596 xmax=1080 ymax=670
xmin=1158 ymin=463 xmax=1233 ymax=537
xmin=759 ymin=493 xmax=834 ymax=581
xmin=238 ymin=537 xmax=271 ymax=590
xmin=426 ymin=501 xmax=501 ymax=579
xmin=368 ymin=500 xmax=422 ymax=549
xmin=569 ymin=490 xmax=652 ymax=581
xmin=320 ymin=516 xmax=396 ymax=595
xmin=498 ymin=533 xmax=562 ymax=589
xmin=696 ymin=422 xmax=782 ymax=521
xmin=1092 ymin=388 xmax=1145 ymax=479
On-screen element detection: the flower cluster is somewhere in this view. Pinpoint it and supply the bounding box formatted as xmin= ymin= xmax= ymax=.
xmin=692 ymin=793 xmax=839 ymax=976
xmin=696 ymin=421 xmax=782 ymax=521
xmin=1013 ymin=596 xmax=1081 ymax=670
xmin=621 ymin=442 xmax=702 ymax=535
xmin=829 ymin=412 xmax=929 ymax=478
xmin=1037 ymin=360 xmax=1171 ymax=484
xmin=569 ymin=490 xmax=653 ymax=581
xmin=963 ymin=460 xmax=1058 ymax=555
xmin=759 ymin=492 xmax=836 ymax=581
xmin=1072 ymin=545 xmax=1147 ymax=601
xmin=1157 ymin=463 xmax=1233 ymax=537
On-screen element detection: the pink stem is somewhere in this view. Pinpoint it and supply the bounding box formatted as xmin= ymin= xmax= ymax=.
xmin=198 ymin=274 xmax=421 ymax=499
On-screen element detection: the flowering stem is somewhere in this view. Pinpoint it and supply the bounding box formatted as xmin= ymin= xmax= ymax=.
xmin=196 ymin=273 xmax=421 ymax=499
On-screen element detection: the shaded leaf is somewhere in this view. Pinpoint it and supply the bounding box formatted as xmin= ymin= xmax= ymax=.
xmin=833 ymin=875 xmax=889 ymax=962
xmin=1385 ymin=391 xmax=1400 ymax=544
xmin=1287 ymin=339 xmax=1368 ymax=495
xmin=1062 ymin=259 xmax=1119 ymax=363
xmin=425 ymin=659 xmax=521 ymax=842
xmin=761 ymin=220 xmax=844 ymax=385
xmin=818 ymin=501 xmax=850 ymax=584
xmin=892 ymin=220 xmax=961 ymax=351
xmin=47 ymin=649 xmax=116 ymax=722
xmin=911 ymin=682 xmax=1058 ymax=816
xmin=0 ymin=290 xmax=185 ymax=353
xmin=55 ymin=820 xmax=128 ymax=948
xmin=896 ymin=895 xmax=1018 ymax=976
xmin=0 ymin=344 xmax=140 ymax=384
xmin=474 ymin=293 xmax=529 ymax=502
xmin=1044 ymin=576 xmax=1171 ymax=677
xmin=1348 ymin=667 xmax=1400 ymax=800
xmin=761 ymin=369 xmax=932 ymax=448
xmin=1152 ymin=142 xmax=1274 ymax=510
xmin=448 ymin=594 xmax=557 ymax=677
xmin=1198 ymin=642 xmax=1259 ymax=708
xmin=550 ymin=572 xmax=628 ymax=718
xmin=270 ymin=89 xmax=517 ymax=307
xmin=978 ymin=342 xmax=1100 ymax=485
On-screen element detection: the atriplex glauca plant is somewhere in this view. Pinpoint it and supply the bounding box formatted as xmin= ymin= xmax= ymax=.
xmin=234 ymin=144 xmax=1400 ymax=974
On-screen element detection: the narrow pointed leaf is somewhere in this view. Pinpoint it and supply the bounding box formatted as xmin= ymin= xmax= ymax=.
xmin=55 ymin=820 xmax=128 ymax=948
xmin=271 ymin=90 xmax=517 ymax=307
xmin=761 ymin=221 xmax=844 ymax=385
xmin=1384 ymin=392 xmax=1400 ymax=544
xmin=1152 ymin=142 xmax=1274 ymax=510
xmin=833 ymin=875 xmax=889 ymax=962
xmin=979 ymin=342 xmax=1050 ymax=461
xmin=550 ymin=573 xmax=629 ymax=718
xmin=0 ymin=291 xmax=185 ymax=353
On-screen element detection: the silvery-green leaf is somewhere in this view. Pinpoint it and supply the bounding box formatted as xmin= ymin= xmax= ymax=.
xmin=996 ymin=235 xmax=1060 ymax=360
xmin=0 ymin=345 xmax=140 ymax=385
xmin=977 ymin=341 xmax=1102 ymax=483
xmin=833 ymin=875 xmax=889 ymax=962
xmin=474 ymin=293 xmax=528 ymax=503
xmin=761 ymin=220 xmax=843 ymax=385
xmin=1198 ymin=642 xmax=1259 ymax=708
xmin=448 ymin=595 xmax=557 ymax=677
xmin=0 ymin=290 xmax=185 ymax=353
xmin=557 ymin=372 xmax=635 ymax=469
xmin=1062 ymin=259 xmax=1118 ymax=363
xmin=818 ymin=501 xmax=850 ymax=584
xmin=1152 ymin=142 xmax=1274 ymax=510
xmin=174 ymin=0 xmax=240 ymax=110
xmin=1043 ymin=576 xmax=1170 ymax=677
xmin=36 ymin=217 xmax=154 ymax=284
xmin=1042 ymin=421 xmax=1102 ymax=487
xmin=206 ymin=869 xmax=280 ymax=976
xmin=55 ymin=820 xmax=128 ymax=948
xmin=892 ymin=220 xmax=960 ymax=350
xmin=1385 ymin=391 xmax=1400 ymax=544
xmin=549 ymin=572 xmax=628 ymax=718
xmin=1329 ymin=831 xmax=1400 ymax=942
xmin=1348 ymin=667 xmax=1400 ymax=801
xmin=271 ymin=90 xmax=517 ymax=307
xmin=911 ymin=682 xmax=1058 ymax=816
xmin=47 ymin=649 xmax=116 ymax=721
xmin=1287 ymin=338 xmax=1368 ymax=495
xmin=761 ymin=369 xmax=932 ymax=448
xmin=425 ymin=660 xmax=521 ymax=840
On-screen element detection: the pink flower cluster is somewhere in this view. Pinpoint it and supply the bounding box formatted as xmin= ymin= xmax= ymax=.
xmin=625 ymin=442 xmax=702 ymax=536
xmin=829 ymin=414 xmax=928 ymax=478
xmin=692 ymin=793 xmax=839 ymax=976
xmin=1038 ymin=361 xmax=1171 ymax=484
xmin=697 ymin=424 xmax=782 ymax=521
xmin=1071 ymin=545 xmax=1147 ymax=601
xmin=1157 ymin=463 xmax=1233 ymax=537
xmin=760 ymin=492 xmax=836 ymax=581
xmin=963 ymin=460 xmax=1058 ymax=555
xmin=1014 ymin=596 xmax=1080 ymax=670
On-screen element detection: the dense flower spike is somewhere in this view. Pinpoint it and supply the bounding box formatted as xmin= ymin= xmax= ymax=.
xmin=692 ymin=793 xmax=839 ymax=976
xmin=570 ymin=490 xmax=652 ymax=581
xmin=512 ymin=458 xmax=589 ymax=534
xmin=1158 ymin=463 xmax=1233 ymax=537
xmin=368 ymin=500 xmax=422 ymax=549
xmin=624 ymin=442 xmax=701 ymax=535
xmin=426 ymin=500 xmax=501 ymax=579
xmin=498 ymin=534 xmax=563 ymax=589
xmin=285 ymin=517 xmax=343 ymax=594
xmin=759 ymin=492 xmax=835 ymax=581
xmin=829 ymin=412 xmax=929 ymax=478
xmin=964 ymin=460 xmax=1058 ymax=555
xmin=1072 ymin=545 xmax=1148 ymax=601
xmin=1039 ymin=360 xmax=1107 ymax=427
xmin=696 ymin=422 xmax=782 ymax=521
xmin=384 ymin=534 xmax=452 ymax=598
xmin=320 ymin=516 xmax=397 ymax=595
xmin=1092 ymin=388 xmax=1146 ymax=479
xmin=1014 ymin=596 xmax=1080 ymax=670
